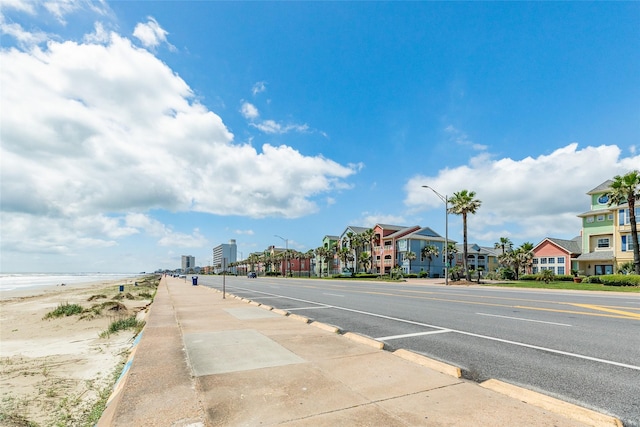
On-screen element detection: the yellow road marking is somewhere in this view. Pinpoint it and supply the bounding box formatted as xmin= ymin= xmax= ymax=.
xmin=267 ymin=282 xmax=640 ymax=320
xmin=568 ymin=303 xmax=640 ymax=320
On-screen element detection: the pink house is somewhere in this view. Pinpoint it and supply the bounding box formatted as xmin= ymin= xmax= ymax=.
xmin=532 ymin=237 xmax=581 ymax=276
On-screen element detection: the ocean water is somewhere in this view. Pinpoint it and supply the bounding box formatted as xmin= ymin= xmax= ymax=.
xmin=0 ymin=273 xmax=145 ymax=292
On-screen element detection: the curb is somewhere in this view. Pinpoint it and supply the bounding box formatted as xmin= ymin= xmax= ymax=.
xmin=311 ymin=321 xmax=341 ymax=334
xmin=234 ymin=292 xmax=623 ymax=426
xmin=480 ymin=379 xmax=624 ymax=427
xmin=393 ymin=348 xmax=462 ymax=378
xmin=343 ymin=331 xmax=385 ymax=349
xmin=288 ymin=313 xmax=311 ymax=323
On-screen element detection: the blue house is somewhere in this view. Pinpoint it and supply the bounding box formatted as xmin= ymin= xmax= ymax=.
xmin=395 ymin=227 xmax=453 ymax=277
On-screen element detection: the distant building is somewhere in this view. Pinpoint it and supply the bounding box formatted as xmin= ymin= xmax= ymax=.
xmin=181 ymin=255 xmax=195 ymax=271
xmin=213 ymin=239 xmax=237 ymax=274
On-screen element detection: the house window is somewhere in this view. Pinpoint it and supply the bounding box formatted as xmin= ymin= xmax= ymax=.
xmin=586 ymin=216 xmax=595 ymax=223
xmin=620 ymin=208 xmax=640 ymax=225
xmin=595 ymin=265 xmax=613 ymax=275
xmin=540 ymin=258 xmax=547 ymax=264
xmin=596 ymin=214 xmax=605 ymax=222
xmin=608 ymin=213 xmax=614 ymax=220
xmin=621 ymin=235 xmax=637 ymax=252
xmin=597 ymin=238 xmax=610 ymax=248
xmin=533 ymin=259 xmax=538 ymax=264
xmin=557 ymin=257 xmax=565 ymax=264
xmin=558 ymin=266 xmax=565 ymax=275
xmin=548 ymin=258 xmax=555 ymax=264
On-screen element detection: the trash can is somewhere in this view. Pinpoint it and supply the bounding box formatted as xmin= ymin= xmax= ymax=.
xmin=191 ymin=276 xmax=198 ymax=286
xmin=119 ymin=285 xmax=124 ymax=292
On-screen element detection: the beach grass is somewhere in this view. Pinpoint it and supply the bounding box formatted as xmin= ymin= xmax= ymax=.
xmin=101 ymin=316 xmax=145 ymax=338
xmin=43 ymin=302 xmax=84 ymax=319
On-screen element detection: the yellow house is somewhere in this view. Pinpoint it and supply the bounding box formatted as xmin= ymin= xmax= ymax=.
xmin=576 ymin=179 xmax=638 ymax=275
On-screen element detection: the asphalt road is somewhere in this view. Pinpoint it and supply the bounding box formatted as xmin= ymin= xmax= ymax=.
xmin=196 ymin=275 xmax=640 ymax=426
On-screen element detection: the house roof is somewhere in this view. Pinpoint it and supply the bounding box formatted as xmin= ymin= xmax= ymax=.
xmin=587 ymin=180 xmax=613 ymax=195
xmin=343 ymin=226 xmax=369 ymax=234
xmin=455 ymin=244 xmax=499 ymax=256
xmin=386 ymin=225 xmax=421 ymax=239
xmin=576 ymin=250 xmax=614 ymax=261
xmin=535 ymin=236 xmax=582 ymax=254
xmin=577 ymin=207 xmax=613 ymax=217
xmin=399 ymin=226 xmax=450 ymax=242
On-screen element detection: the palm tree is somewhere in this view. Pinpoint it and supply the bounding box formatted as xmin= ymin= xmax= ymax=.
xmin=405 ymin=251 xmax=416 ymax=274
xmin=345 ymin=231 xmax=359 ymax=271
xmin=305 ymin=249 xmax=315 ymax=277
xmin=519 ymin=242 xmax=534 ymax=275
xmin=446 ymin=242 xmax=457 ymax=268
xmin=448 ymin=190 xmax=482 ymax=281
xmin=360 ymin=228 xmax=375 ymax=273
xmin=494 ymin=237 xmax=513 ymax=255
xmin=421 ymin=244 xmax=439 ymax=277
xmin=498 ymin=243 xmax=533 ymax=280
xmin=338 ymin=247 xmax=353 ymax=272
xmin=315 ymin=246 xmax=328 ymax=277
xmin=359 ymin=251 xmax=371 ymax=273
xmin=607 ymin=170 xmax=640 ymax=274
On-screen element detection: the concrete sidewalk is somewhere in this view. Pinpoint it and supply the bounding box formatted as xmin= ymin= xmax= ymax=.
xmin=98 ymin=276 xmax=622 ymax=426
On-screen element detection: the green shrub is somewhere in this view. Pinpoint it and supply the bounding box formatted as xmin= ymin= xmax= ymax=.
xmin=44 ymin=302 xmax=84 ymax=319
xmin=354 ymin=273 xmax=378 ymax=279
xmin=584 ymin=274 xmax=640 ymax=287
xmin=499 ymin=268 xmax=516 ymax=280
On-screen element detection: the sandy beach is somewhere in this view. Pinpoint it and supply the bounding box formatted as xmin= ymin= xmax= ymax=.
xmin=0 ymin=275 xmax=158 ymax=426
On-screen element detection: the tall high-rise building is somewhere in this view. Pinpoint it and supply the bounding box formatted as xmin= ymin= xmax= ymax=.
xmin=181 ymin=255 xmax=195 ymax=271
xmin=212 ymin=239 xmax=237 ymax=273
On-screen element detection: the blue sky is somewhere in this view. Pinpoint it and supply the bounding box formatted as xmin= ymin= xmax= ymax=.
xmin=1 ymin=1 xmax=638 ymax=273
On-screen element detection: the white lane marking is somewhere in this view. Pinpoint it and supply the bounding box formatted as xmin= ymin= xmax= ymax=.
xmin=476 ymin=312 xmax=572 ymax=327
xmin=377 ymin=329 xmax=452 ymax=341
xmin=287 ymin=306 xmax=332 ymax=311
xmin=229 ymin=286 xmax=640 ymax=372
xmin=323 ymin=293 xmax=344 ymax=297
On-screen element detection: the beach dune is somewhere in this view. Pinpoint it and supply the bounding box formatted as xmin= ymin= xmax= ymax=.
xmin=0 ymin=276 xmax=157 ymax=426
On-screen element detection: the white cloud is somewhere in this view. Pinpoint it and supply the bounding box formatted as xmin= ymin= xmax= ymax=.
xmin=358 ymin=213 xmax=408 ymax=228
xmin=1 ymin=0 xmax=36 ymax=14
xmin=133 ymin=17 xmax=174 ymax=50
xmin=234 ymin=229 xmax=255 ymax=235
xmin=240 ymin=101 xmax=260 ymax=120
xmin=0 ymin=19 xmax=49 ymax=47
xmin=83 ymin=21 xmax=109 ymax=44
xmin=404 ymin=143 xmax=640 ymax=242
xmin=44 ymin=0 xmax=82 ymax=23
xmin=251 ymin=120 xmax=309 ymax=134
xmin=252 ymin=81 xmax=266 ymax=95
xmin=0 ymin=29 xmax=357 ymax=255
xmin=445 ymin=125 xmax=487 ymax=151
xmin=240 ymin=101 xmax=310 ymax=135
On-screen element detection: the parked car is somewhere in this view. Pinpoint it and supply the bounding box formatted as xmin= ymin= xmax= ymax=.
xmin=339 ymin=268 xmax=354 ymax=278
xmin=247 ymin=272 xmax=257 ymax=278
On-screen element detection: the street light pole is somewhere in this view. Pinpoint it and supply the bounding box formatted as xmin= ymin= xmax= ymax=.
xmin=274 ymin=235 xmax=289 ymax=277
xmin=422 ymin=186 xmax=449 ymax=286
